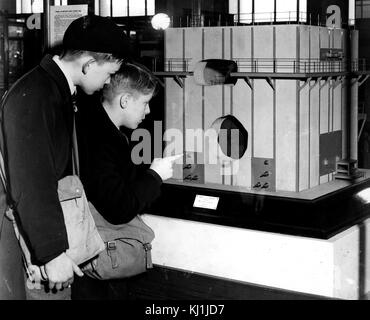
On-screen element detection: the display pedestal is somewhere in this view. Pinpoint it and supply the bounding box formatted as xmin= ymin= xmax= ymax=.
xmin=142 ymin=214 xmax=370 ymax=299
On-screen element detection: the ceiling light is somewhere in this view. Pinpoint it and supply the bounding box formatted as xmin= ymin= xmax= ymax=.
xmin=151 ymin=13 xmax=170 ymax=30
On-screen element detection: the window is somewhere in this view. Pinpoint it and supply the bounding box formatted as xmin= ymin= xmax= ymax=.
xmin=17 ymin=0 xmax=68 ymax=13
xmin=355 ymin=0 xmax=370 ymax=18
xmin=112 ymin=0 xmax=128 ymax=16
xmin=276 ymin=0 xmax=297 ymax=22
xmin=229 ymin=0 xmax=253 ymax=23
xmin=299 ymin=0 xmax=307 ymax=22
xmin=254 ymin=0 xmax=274 ymax=22
xmin=229 ymin=0 xmax=355 ymax=24
xmin=229 ymin=0 xmax=304 ymax=23
xmin=96 ymin=0 xmax=155 ymax=17
xmin=349 ymin=0 xmax=354 ymax=24
xmin=240 ymin=0 xmax=253 ymax=23
xmin=17 ymin=0 xmax=154 ymax=16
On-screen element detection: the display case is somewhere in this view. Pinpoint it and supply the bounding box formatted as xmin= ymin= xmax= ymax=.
xmin=147 ymin=24 xmax=370 ymax=239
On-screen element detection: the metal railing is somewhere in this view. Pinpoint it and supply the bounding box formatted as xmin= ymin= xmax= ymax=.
xmin=164 ymin=58 xmax=192 ymax=72
xmin=234 ymin=58 xmax=348 ymax=73
xmin=169 ymin=12 xmax=356 ymax=28
xmin=162 ymin=58 xmax=362 ymax=74
xmin=236 ymin=11 xmax=308 ymax=24
xmin=352 ymin=59 xmax=370 ymax=73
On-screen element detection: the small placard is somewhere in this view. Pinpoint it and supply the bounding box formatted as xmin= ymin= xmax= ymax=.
xmin=193 ymin=195 xmax=219 ymax=210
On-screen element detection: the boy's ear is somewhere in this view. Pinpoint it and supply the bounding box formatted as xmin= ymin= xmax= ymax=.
xmin=120 ymin=94 xmax=130 ymax=109
xmin=82 ymin=58 xmax=96 ymax=75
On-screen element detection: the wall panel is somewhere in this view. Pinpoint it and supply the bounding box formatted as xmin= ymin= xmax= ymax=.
xmin=276 ymin=80 xmax=297 ymax=191
xmin=253 ymin=26 xmax=274 ymax=72
xmin=232 ymin=80 xmax=253 ymax=188
xmin=299 ymin=85 xmax=310 ymax=191
xmin=253 ymin=80 xmax=274 ymax=159
xmin=310 ymin=84 xmax=320 ymax=188
xmin=232 ymin=27 xmax=253 ymax=71
xmin=276 ymin=26 xmax=297 ymax=72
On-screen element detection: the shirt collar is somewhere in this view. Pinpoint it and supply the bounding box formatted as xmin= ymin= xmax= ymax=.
xmin=52 ymin=55 xmax=77 ymax=95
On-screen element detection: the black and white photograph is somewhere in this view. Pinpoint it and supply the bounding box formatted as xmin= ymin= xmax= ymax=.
xmin=0 ymin=0 xmax=369 ymax=309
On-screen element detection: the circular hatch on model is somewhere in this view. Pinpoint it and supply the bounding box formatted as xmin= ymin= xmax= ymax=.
xmin=210 ymin=115 xmax=248 ymax=161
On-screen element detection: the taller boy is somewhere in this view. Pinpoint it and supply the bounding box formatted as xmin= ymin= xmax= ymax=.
xmin=1 ymin=15 xmax=129 ymax=295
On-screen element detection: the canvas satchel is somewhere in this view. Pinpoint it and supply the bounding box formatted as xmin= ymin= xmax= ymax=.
xmin=81 ymin=203 xmax=155 ymax=280
xmin=2 ymin=175 xmax=105 ymax=283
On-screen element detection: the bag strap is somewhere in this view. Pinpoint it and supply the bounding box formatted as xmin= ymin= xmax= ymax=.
xmin=71 ymin=94 xmax=80 ymax=177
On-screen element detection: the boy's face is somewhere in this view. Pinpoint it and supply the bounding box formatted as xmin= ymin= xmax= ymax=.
xmin=119 ymin=92 xmax=153 ymax=129
xmin=80 ymin=60 xmax=121 ymax=95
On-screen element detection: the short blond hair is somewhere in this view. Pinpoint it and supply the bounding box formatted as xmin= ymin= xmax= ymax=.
xmin=103 ymin=62 xmax=158 ymax=102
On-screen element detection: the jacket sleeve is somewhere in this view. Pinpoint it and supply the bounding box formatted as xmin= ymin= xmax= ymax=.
xmin=85 ymin=143 xmax=162 ymax=225
xmin=3 ymin=90 xmax=69 ymax=265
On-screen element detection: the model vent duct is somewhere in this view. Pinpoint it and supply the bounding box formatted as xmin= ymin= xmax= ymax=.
xmin=194 ymin=60 xmax=238 ymax=86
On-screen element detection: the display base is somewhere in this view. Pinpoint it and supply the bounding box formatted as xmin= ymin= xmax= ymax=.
xmin=147 ymin=170 xmax=370 ymax=239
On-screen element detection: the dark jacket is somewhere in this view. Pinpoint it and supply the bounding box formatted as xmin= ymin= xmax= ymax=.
xmin=76 ymin=94 xmax=162 ymax=225
xmin=1 ymin=55 xmax=73 ymax=264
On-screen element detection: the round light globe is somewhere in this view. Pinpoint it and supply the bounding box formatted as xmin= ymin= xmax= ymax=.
xmin=151 ymin=13 xmax=170 ymax=30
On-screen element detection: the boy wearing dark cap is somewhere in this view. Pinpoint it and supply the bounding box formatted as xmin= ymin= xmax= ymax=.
xmin=0 ymin=15 xmax=130 ymax=299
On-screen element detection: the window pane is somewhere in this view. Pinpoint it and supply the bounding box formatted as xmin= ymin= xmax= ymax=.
xmin=146 ymin=0 xmax=155 ymax=15
xmin=300 ymin=0 xmax=307 ymax=22
xmin=364 ymin=2 xmax=370 ymax=18
xmin=129 ymin=0 xmax=145 ymax=16
xmin=229 ymin=0 xmax=238 ymax=14
xmin=356 ymin=4 xmax=362 ymax=18
xmin=100 ymin=0 xmax=111 ymax=17
xmin=349 ymin=0 xmax=355 ymax=24
xmin=255 ymin=0 xmax=275 ymax=22
xmin=112 ymin=0 xmax=128 ymax=16
xmin=22 ymin=0 xmax=32 ymax=14
xmin=240 ymin=0 xmax=253 ymax=23
xmin=16 ymin=0 xmax=22 ymax=14
xmin=276 ymin=0 xmax=297 ymax=21
xmin=240 ymin=0 xmax=253 ymax=13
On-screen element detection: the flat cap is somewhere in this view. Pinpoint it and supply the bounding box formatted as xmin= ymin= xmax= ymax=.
xmin=63 ymin=14 xmax=132 ymax=59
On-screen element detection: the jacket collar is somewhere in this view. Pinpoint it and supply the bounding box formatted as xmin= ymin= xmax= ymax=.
xmin=39 ymin=54 xmax=73 ymax=103
xmin=52 ymin=55 xmax=76 ymax=95
xmin=93 ymin=98 xmax=130 ymax=146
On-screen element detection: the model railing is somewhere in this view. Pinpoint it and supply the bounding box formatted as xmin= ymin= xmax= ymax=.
xmin=169 ymin=12 xmax=355 ymax=28
xmin=353 ymin=59 xmax=370 ymax=73
xmin=164 ymin=58 xmax=192 ymax=72
xmin=236 ymin=11 xmax=308 ymax=24
xmin=234 ymin=58 xmax=348 ymax=74
xmin=163 ymin=58 xmax=356 ymax=74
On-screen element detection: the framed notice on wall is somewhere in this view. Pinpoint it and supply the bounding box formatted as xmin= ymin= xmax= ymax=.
xmin=49 ymin=4 xmax=88 ymax=48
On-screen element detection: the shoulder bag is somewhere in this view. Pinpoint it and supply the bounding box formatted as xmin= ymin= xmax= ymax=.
xmin=81 ymin=203 xmax=155 ymax=280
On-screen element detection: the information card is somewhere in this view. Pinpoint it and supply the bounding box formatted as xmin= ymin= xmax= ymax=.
xmin=193 ymin=195 xmax=219 ymax=210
